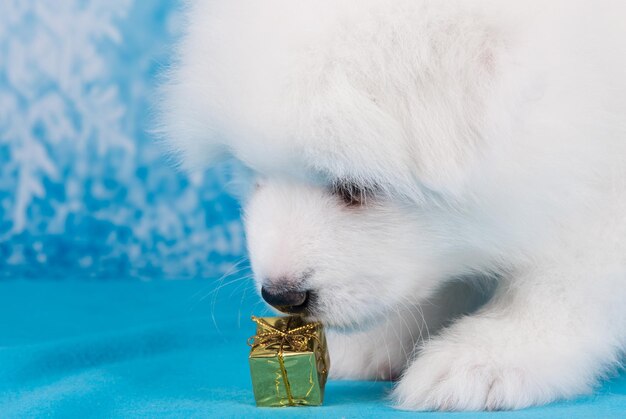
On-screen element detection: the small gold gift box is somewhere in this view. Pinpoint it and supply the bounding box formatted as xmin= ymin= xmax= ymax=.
xmin=248 ymin=316 xmax=330 ymax=407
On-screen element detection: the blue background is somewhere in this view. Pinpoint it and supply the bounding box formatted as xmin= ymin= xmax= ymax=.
xmin=0 ymin=0 xmax=244 ymax=280
xmin=0 ymin=1 xmax=624 ymax=417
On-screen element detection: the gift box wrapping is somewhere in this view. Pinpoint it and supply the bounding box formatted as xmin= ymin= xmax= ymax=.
xmin=248 ymin=316 xmax=330 ymax=407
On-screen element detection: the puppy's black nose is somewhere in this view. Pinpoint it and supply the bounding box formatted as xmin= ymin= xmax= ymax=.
xmin=261 ymin=286 xmax=311 ymax=314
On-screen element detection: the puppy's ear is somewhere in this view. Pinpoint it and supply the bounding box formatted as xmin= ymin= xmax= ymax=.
xmin=402 ymin=22 xmax=506 ymax=197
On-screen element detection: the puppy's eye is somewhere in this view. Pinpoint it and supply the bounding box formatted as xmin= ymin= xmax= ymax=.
xmin=331 ymin=181 xmax=372 ymax=207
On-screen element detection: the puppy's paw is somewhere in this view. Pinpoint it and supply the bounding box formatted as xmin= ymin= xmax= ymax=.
xmin=392 ymin=339 xmax=544 ymax=411
xmin=327 ymin=330 xmax=407 ymax=381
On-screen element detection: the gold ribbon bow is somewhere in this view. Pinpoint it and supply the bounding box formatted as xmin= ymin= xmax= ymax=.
xmin=248 ymin=316 xmax=325 ymax=406
xmin=248 ymin=316 xmax=320 ymax=352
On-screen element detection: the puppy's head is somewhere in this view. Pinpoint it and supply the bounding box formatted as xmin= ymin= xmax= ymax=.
xmin=159 ymin=0 xmax=505 ymax=328
xmin=244 ymin=177 xmax=450 ymax=328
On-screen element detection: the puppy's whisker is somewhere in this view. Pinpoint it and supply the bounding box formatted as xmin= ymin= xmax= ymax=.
xmin=400 ymin=295 xmax=431 ymax=346
xmin=202 ymin=257 xmax=252 ymax=333
xmin=396 ymin=299 xmax=417 ymax=365
xmin=209 ymin=273 xmax=253 ymax=329
xmin=202 ymin=273 xmax=250 ymax=301
xmin=188 ymin=256 xmax=250 ymax=302
xmin=383 ymin=311 xmax=392 ymax=383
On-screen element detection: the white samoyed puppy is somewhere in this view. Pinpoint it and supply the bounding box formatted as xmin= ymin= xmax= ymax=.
xmin=158 ymin=0 xmax=626 ymax=411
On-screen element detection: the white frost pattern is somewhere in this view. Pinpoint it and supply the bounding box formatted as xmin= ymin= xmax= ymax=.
xmin=0 ymin=0 xmax=246 ymax=279
xmin=1 ymin=0 xmax=132 ymax=233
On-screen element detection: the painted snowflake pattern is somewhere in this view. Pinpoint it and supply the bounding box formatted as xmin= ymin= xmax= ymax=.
xmin=0 ymin=0 xmax=246 ymax=279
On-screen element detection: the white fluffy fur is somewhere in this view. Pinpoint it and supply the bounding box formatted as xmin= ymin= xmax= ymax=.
xmin=159 ymin=0 xmax=626 ymax=411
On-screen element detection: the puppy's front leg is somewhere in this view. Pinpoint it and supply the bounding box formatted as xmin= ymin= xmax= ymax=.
xmin=328 ymin=281 xmax=488 ymax=381
xmin=392 ymin=262 xmax=625 ymax=411
xmin=327 ymin=306 xmax=424 ymax=381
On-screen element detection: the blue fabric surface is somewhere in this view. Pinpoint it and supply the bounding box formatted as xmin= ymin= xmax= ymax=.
xmin=1 ymin=280 xmax=624 ymax=418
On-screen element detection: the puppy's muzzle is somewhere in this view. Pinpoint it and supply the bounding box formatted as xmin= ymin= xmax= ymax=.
xmin=261 ymin=286 xmax=312 ymax=314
